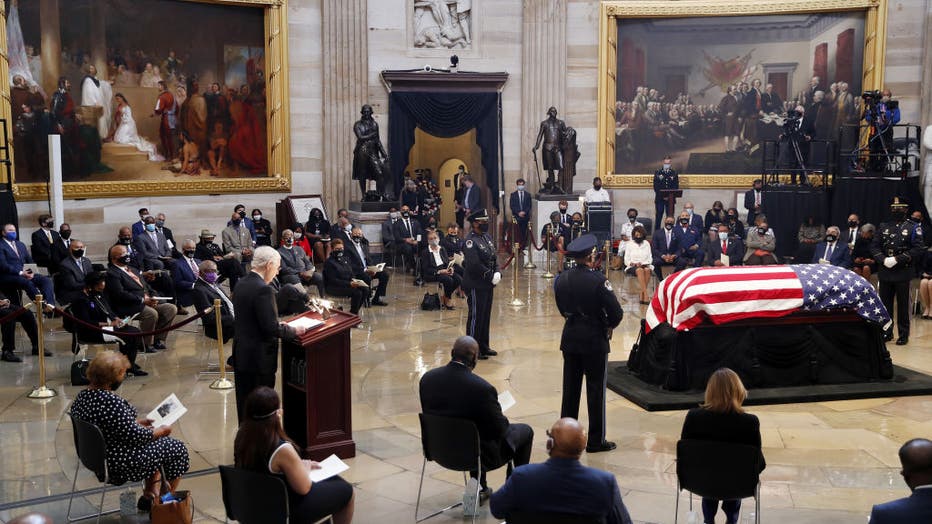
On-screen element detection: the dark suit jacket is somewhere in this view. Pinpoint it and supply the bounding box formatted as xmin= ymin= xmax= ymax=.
xmin=840 ymin=227 xmax=860 ymax=249
xmin=490 ymin=458 xmax=633 ymax=524
xmin=0 ymin=239 xmax=34 ymax=277
xmin=704 ymin=236 xmax=745 ymax=266
xmin=811 ymin=241 xmax=852 ymax=268
xmin=681 ymin=407 xmax=765 ymax=471
xmin=231 ymin=272 xmax=295 ymax=376
xmin=651 ymin=228 xmax=682 ymax=264
xmin=157 ymin=226 xmax=181 ymax=257
xmin=462 ymin=185 xmax=481 ymax=212
xmin=420 ymin=247 xmax=451 ymax=279
xmin=743 ymin=189 xmax=763 ymax=214
xmin=192 ymin=279 xmax=234 ymax=342
xmin=55 ymin=256 xmax=94 ymax=305
xmin=133 ymin=231 xmax=172 ymax=269
xmin=171 ymin=256 xmax=200 ymax=306
xmin=419 ymin=361 xmax=510 ymax=467
xmin=342 ymin=237 xmax=373 ymax=274
xmin=30 ymin=228 xmax=61 ymax=269
xmin=509 ymin=191 xmax=532 ymax=223
xmin=323 ymin=253 xmax=362 ymax=290
xmin=104 ymin=264 xmax=151 ymax=316
xmin=131 ymin=220 xmax=146 ymax=239
xmin=381 ymin=219 xmax=398 ymax=249
xmin=869 ymin=488 xmax=932 ymax=524
xmin=393 ymin=218 xmax=424 ymax=242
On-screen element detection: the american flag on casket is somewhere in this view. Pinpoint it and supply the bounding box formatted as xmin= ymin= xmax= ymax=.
xmin=644 ymin=264 xmax=892 ymax=333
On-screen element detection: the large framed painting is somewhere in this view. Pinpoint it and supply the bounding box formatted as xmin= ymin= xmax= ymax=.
xmin=597 ymin=0 xmax=889 ymax=188
xmin=0 ymin=0 xmax=290 ymax=200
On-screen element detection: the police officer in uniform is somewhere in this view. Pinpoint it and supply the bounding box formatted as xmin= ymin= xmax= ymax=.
xmin=554 ymin=234 xmax=624 ymax=452
xmin=871 ymin=197 xmax=925 ymax=345
xmin=463 ymin=209 xmax=501 ymax=359
xmin=653 ymin=155 xmax=679 ymax=230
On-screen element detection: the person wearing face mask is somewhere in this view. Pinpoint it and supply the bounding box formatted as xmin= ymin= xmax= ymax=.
xmin=442 ymin=223 xmax=464 ymax=257
xmin=851 ymin=224 xmax=877 ymax=280
xmin=674 ymin=211 xmax=704 ymax=271
xmin=380 ymin=208 xmax=400 ymax=265
xmin=228 ymin=204 xmax=257 ymax=242
xmin=704 ymin=201 xmax=726 ymax=231
xmin=169 ymin=239 xmax=201 ymax=313
xmin=277 ymin=229 xmax=325 ymax=297
xmin=725 ymin=207 xmax=745 ymax=239
xmin=557 ymin=200 xmax=571 ymax=225
xmin=30 ymin=213 xmax=62 ymax=273
xmin=584 ymin=177 xmax=611 ymax=204
xmin=194 ymin=229 xmax=244 ymax=289
xmin=54 ymin=223 xmax=74 ymax=263
xmin=651 ymin=217 xmax=681 ymax=281
xmin=706 ymin=224 xmax=745 ymax=268
xmin=115 ymin=226 xmax=176 ymax=301
xmin=392 ymin=205 xmax=424 ymax=276
xmin=624 ymin=225 xmax=653 ymax=303
xmin=232 ymin=246 xmax=305 ymax=420
xmin=841 ymin=214 xmax=861 ymax=249
xmin=222 ymin=211 xmax=255 ymax=272
xmin=0 ymin=223 xmax=58 ymax=310
xmin=542 ymin=211 xmax=571 ymax=272
xmin=251 ymin=208 xmax=273 ymax=247
xmin=462 ymin=209 xmax=500 ymax=359
xmin=341 ymin=227 xmax=389 ymax=306
xmin=682 ymin=202 xmax=703 ymax=230
xmin=811 ymin=226 xmax=851 ymax=268
xmin=291 ymin=225 xmax=314 ymax=259
xmin=871 ymin=197 xmax=925 ymax=345
xmin=133 ymin=216 xmax=174 ymax=273
xmin=304 ymin=208 xmax=331 ymax=263
xmin=743 ymin=179 xmax=764 ymax=227
xmin=509 ymin=178 xmax=532 ymax=250
xmin=322 ymin=239 xmax=368 ymax=315
xmin=743 ymin=221 xmax=777 ymax=265
xmin=105 ymin=244 xmax=177 ymax=352
xmin=653 ymin=155 xmax=678 ymax=230
xmin=910 ymin=211 xmax=926 ymax=246
xmin=69 ymin=351 xmax=189 ymax=512
xmin=794 ymin=215 xmax=825 ymax=264
xmin=70 ymin=271 xmax=146 ymax=376
xmin=131 ymin=207 xmax=150 ymax=239
xmin=191 ymin=260 xmax=235 ymax=346
xmin=154 ymin=213 xmax=180 ymax=258
xmin=421 ymin=230 xmax=461 ymax=309
xmin=616 ymin=209 xmax=641 ymax=259
xmin=419 ymin=336 xmax=534 ymax=503
xmin=55 ymin=238 xmax=95 ymax=305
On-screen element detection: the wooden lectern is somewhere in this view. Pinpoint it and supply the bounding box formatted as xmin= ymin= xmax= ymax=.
xmin=281 ymin=309 xmax=360 ymax=460
xmin=659 ymin=189 xmax=683 ymax=219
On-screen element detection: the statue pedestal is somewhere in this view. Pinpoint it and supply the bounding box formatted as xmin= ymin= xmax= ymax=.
xmin=346 ymin=204 xmax=394 ymax=259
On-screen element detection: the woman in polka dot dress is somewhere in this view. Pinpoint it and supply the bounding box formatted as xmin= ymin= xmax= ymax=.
xmin=70 ymin=350 xmax=190 ymax=512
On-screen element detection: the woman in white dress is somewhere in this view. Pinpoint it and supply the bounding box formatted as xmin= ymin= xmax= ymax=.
xmin=106 ymin=93 xmax=164 ymax=162
xmin=623 ymin=224 xmax=654 ymax=304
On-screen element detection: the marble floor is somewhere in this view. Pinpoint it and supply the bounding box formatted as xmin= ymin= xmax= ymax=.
xmin=1 ymin=266 xmax=930 ymax=523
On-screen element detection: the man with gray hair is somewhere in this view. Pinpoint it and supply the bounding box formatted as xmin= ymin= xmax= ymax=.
xmin=811 ymin=225 xmax=851 ymax=268
xmin=232 ymin=245 xmax=307 ymax=420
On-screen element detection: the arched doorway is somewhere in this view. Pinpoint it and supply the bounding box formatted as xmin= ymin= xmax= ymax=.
xmin=438 ymin=158 xmax=468 ymax=227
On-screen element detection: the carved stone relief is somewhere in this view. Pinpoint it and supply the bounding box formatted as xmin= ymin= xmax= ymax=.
xmin=413 ymin=0 xmax=472 ymax=49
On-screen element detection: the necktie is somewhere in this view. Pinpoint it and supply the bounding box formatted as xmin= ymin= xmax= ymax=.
xmin=9 ymin=241 xmax=19 ymax=258
xmin=66 ymin=239 xmax=70 ymax=247
xmin=125 ymin=268 xmax=142 ymax=287
xmin=722 ymin=241 xmax=727 ymax=254
xmin=518 ymin=191 xmax=523 ymax=208
xmin=79 ymin=258 xmax=86 ymax=275
xmin=825 ymin=243 xmax=833 ymax=260
xmin=406 ymin=220 xmax=411 ymax=236
xmin=46 ymin=230 xmax=52 ymax=243
xmin=755 ymin=191 xmax=760 ymax=206
xmin=666 ymin=232 xmax=671 ymax=248
xmin=188 ymin=257 xmax=198 ymax=275
xmin=849 ymin=229 xmax=856 ymax=246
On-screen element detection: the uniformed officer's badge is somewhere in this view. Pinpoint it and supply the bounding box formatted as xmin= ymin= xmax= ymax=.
xmin=465 ymin=240 xmax=473 ymax=248
xmin=902 ymin=230 xmax=909 ymax=236
xmin=604 ymin=280 xmax=613 ymax=291
xmin=917 ymin=226 xmax=923 ymax=236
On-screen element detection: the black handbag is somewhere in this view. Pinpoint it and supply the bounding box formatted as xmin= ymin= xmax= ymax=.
xmin=420 ymin=292 xmax=441 ymax=311
xmin=71 ymin=359 xmax=90 ymax=386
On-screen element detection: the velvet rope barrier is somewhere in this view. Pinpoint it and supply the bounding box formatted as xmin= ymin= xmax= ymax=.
xmin=499 ymin=253 xmax=516 ymax=270
xmin=527 ymin=226 xmax=545 ymax=251
xmin=53 ymin=305 xmax=214 ymax=337
xmin=0 ymin=306 xmax=30 ymax=326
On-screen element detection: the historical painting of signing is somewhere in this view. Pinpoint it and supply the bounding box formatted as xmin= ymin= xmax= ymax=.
xmin=4 ymin=0 xmax=289 ymax=199
xmin=612 ymin=12 xmax=866 ymax=176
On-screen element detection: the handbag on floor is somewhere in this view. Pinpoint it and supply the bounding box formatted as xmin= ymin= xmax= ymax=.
xmin=420 ymin=292 xmax=441 ymax=311
xmin=150 ymin=490 xmax=194 ymax=524
xmin=70 ymin=358 xmax=90 ymax=386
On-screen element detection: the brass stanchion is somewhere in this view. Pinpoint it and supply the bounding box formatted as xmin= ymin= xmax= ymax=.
xmin=523 ymin=221 xmax=537 ymax=269
xmin=604 ymin=240 xmax=612 ymax=278
xmin=542 ymin=224 xmax=554 ymax=279
xmin=28 ymin=294 xmax=56 ymax=399
xmin=209 ymin=300 xmax=234 ymax=390
xmin=508 ymin=241 xmax=525 ymax=307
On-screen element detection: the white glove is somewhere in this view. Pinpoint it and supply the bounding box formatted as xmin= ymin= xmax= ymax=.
xmin=491 ymin=272 xmax=502 ymax=285
xmin=883 ymin=256 xmax=897 ymax=268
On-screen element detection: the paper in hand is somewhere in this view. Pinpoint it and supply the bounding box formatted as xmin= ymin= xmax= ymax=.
xmin=498 ymin=390 xmax=516 ymax=412
xmin=309 ymin=454 xmax=349 ymax=483
xmin=720 ymin=254 xmax=729 ymax=267
xmin=146 ymin=393 xmax=187 ymax=428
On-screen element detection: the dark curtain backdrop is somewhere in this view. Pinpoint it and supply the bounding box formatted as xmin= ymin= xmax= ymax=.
xmin=389 ymin=92 xmax=500 ymax=211
xmin=830 ymin=177 xmax=931 ymax=232
xmin=761 ymin=190 xmax=829 ymax=258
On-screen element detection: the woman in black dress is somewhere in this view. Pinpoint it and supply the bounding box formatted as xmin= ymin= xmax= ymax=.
xmin=680 ymin=368 xmax=765 ymax=524
xmin=235 ymin=387 xmax=354 ymax=524
xmin=251 ymin=208 xmax=274 ymax=247
xmin=851 ymin=224 xmax=877 ymax=280
xmin=69 ymin=351 xmax=189 ymax=511
xmin=704 ymin=201 xmax=726 ymax=230
xmin=305 ymin=208 xmax=331 ymax=263
xmin=421 ymin=230 xmax=462 ymax=309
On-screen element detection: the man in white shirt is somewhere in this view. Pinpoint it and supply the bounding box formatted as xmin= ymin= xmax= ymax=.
xmin=584 ymin=177 xmax=611 ymax=204
xmin=811 ymin=226 xmax=851 ymax=268
xmin=842 ymin=214 xmax=860 ymax=249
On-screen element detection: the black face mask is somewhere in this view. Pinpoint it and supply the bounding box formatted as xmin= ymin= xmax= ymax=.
xmin=60 ymin=230 xmax=72 ymax=240
xmin=679 ymin=218 xmax=689 ymax=226
xmin=183 ymin=249 xmax=196 ymax=258
xmin=848 ymin=221 xmax=858 ymax=228
xmin=634 ymin=236 xmax=644 ymax=244
xmin=727 ymin=215 xmax=737 ymax=222
xmin=664 ymin=224 xmax=674 ymax=230
xmin=758 ymin=227 xmax=768 ymax=235
xmin=594 ymin=184 xmax=602 ymax=190
xmin=825 ymin=234 xmax=837 ymax=243
xmin=559 ymin=207 xmax=567 ymax=213
xmin=238 ymin=210 xmax=246 ymax=218
xmin=43 ymin=221 xmax=54 ymax=229
xmin=713 ymin=207 xmax=722 ymax=212
xmin=478 ymin=223 xmax=489 ymax=233
xmin=72 ymin=249 xmax=85 ymax=258
xmin=628 ymin=216 xmax=637 ymax=222
xmin=333 ymin=249 xmax=344 ymax=256
xmin=401 ymin=212 xmax=410 ymax=218
xmin=892 ymin=210 xmax=906 ymax=222
xmin=910 ymin=216 xmax=921 ymax=224
xmin=119 ymin=237 xmax=132 ymax=245
xmin=119 ymin=253 xmax=132 ymax=265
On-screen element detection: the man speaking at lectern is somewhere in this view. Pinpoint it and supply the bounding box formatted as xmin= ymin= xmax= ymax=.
xmin=233 ymin=246 xmax=307 ymax=420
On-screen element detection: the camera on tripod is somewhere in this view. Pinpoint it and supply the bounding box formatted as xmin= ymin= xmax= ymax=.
xmin=781 ymin=109 xmax=803 ymax=136
xmin=861 ymin=89 xmax=882 ymax=100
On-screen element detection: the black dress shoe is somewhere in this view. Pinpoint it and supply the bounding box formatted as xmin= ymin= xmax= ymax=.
xmin=1 ymin=351 xmax=22 ymax=363
xmin=477 ymin=353 xmax=489 ymax=360
xmin=479 ymin=487 xmax=492 ymax=505
xmin=883 ymin=332 xmax=894 ymax=342
xmin=176 ymin=307 xmax=189 ymax=315
xmin=137 ymin=495 xmax=153 ymax=512
xmin=371 ymin=298 xmax=388 ymax=306
xmin=896 ymin=336 xmax=909 ymax=345
xmin=586 ymin=441 xmax=617 ymax=453
xmin=143 ymin=346 xmax=160 ymax=354
xmin=31 ymin=348 xmax=52 ymax=357
xmin=481 ymin=348 xmax=497 ymax=357
xmin=129 ymin=366 xmax=148 ymax=377
xmin=152 ymin=340 xmax=167 ymax=350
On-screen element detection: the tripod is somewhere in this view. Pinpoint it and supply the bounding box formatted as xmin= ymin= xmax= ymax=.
xmin=850 ymin=102 xmax=892 ymax=174
xmin=778 ymin=130 xmax=809 ymax=185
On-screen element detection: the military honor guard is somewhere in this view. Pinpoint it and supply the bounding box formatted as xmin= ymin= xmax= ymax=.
xmin=462 ymin=209 xmax=500 ymax=359
xmin=653 ymin=155 xmax=679 ymax=230
xmin=871 ymin=197 xmax=925 ymax=345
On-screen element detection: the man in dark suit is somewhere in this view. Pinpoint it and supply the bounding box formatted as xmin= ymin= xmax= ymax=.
xmin=706 ymin=224 xmax=745 ymax=267
xmin=442 ymin=223 xmax=464 ymax=256
xmin=194 ymin=229 xmax=244 ymax=289
xmin=870 ymin=438 xmax=932 ymax=523
xmin=380 ymin=208 xmax=400 ymax=265
xmin=105 ymin=244 xmax=177 ymax=352
xmin=191 ymin=260 xmax=234 ymax=344
xmin=30 ymin=214 xmax=62 ymax=272
xmin=392 ymin=205 xmax=424 ymax=276
xmin=54 ymin=238 xmax=94 ymax=305
xmin=155 ymin=213 xmax=181 ymax=258
xmin=170 ymin=239 xmax=200 ymax=311
xmin=0 ymin=223 xmax=57 ymax=307
xmin=461 ymin=175 xmax=481 ymax=217
xmin=651 ymin=217 xmax=681 ymax=281
xmin=232 ymin=246 xmax=305 ymax=420
xmin=323 ymin=239 xmax=368 ymax=315
xmin=743 ymin=179 xmax=764 ymax=227
xmin=841 ymin=213 xmax=860 ymax=250
xmin=133 ymin=216 xmax=174 ymax=271
xmin=509 ymin=178 xmax=532 ymax=250
xmin=116 ymin=226 xmax=175 ymax=300
xmin=277 ymin=229 xmax=324 ymax=297
xmin=0 ymin=290 xmax=38 ymax=362
xmin=491 ymin=418 xmax=633 ymax=524
xmin=419 ymin=336 xmax=534 ymax=497
xmin=674 ymin=211 xmax=704 ymax=271
xmin=811 ymin=226 xmax=852 ymax=268
xmin=342 ymin=227 xmax=389 ymax=306
xmin=53 ymin=223 xmax=73 ymax=268
xmin=70 ymin=271 xmax=146 ymax=376
xmin=131 ymin=208 xmax=149 ymax=239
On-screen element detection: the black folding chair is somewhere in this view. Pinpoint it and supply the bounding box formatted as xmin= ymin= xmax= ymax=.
xmin=675 ymin=439 xmax=763 ymax=524
xmin=66 ymin=415 xmax=120 ymax=523
xmin=507 ymin=511 xmax=605 ymax=524
xmin=415 ymin=413 xmax=486 ymax=522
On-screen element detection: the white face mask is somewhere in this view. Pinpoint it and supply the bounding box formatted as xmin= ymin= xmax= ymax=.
xmin=517 ymin=185 xmax=525 ymax=191
xmin=718 ymin=232 xmax=728 ymax=241
xmin=253 ymin=215 xmax=262 ymax=221
xmin=663 ymin=163 xmax=671 ymax=170
xmin=389 ymin=212 xmax=399 ymax=220
xmin=686 ymin=208 xmax=694 ymax=215
xmin=429 ymin=239 xmax=439 ymax=247
xmin=344 ymin=224 xmax=352 ymax=231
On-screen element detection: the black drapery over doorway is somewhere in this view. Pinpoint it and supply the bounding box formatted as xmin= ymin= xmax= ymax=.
xmin=382 ymin=71 xmax=509 ymax=213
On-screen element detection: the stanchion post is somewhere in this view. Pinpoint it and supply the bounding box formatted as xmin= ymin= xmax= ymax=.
xmin=209 ymin=300 xmax=234 ymax=390
xmin=542 ymin=224 xmax=554 ymax=279
xmin=28 ymin=294 xmax=56 ymax=399
xmin=508 ymin=241 xmax=526 ymax=307
xmin=523 ymin=220 xmax=537 ymax=269
xmin=604 ymin=240 xmax=611 ymax=278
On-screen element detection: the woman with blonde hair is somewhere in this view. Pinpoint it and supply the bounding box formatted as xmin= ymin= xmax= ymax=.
xmin=680 ymin=368 xmax=765 ymax=524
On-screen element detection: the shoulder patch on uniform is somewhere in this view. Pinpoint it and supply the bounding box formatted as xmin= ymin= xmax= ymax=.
xmin=916 ymin=226 xmax=923 ymax=236
xmin=902 ymin=229 xmax=909 ymax=236
xmin=604 ymin=280 xmax=613 ymax=291
xmin=465 ymin=239 xmax=473 ymax=248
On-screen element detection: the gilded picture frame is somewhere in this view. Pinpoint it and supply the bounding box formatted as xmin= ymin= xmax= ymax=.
xmin=0 ymin=0 xmax=290 ymax=200
xmin=597 ymin=0 xmax=889 ymax=189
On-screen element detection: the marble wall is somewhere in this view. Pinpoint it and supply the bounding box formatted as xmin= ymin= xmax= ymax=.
xmin=11 ymin=0 xmax=931 ymax=249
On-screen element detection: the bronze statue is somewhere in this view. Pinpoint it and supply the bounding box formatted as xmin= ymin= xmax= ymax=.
xmin=352 ymin=104 xmax=393 ymax=201
xmin=532 ymin=107 xmax=579 ymax=194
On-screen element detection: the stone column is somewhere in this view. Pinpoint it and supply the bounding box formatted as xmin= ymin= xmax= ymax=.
xmin=520 ymin=0 xmax=567 ymax=191
xmin=39 ymin=0 xmax=61 ymax=94
xmin=89 ymin=2 xmax=107 ymax=79
xmin=321 ymin=0 xmax=368 ymax=214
